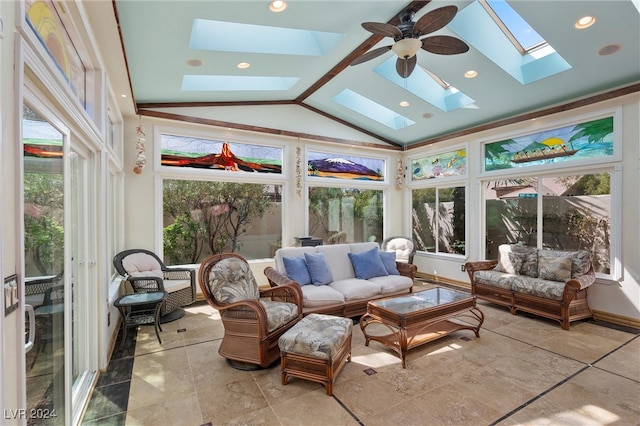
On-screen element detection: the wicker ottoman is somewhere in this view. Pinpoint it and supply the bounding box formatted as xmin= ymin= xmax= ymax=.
xmin=278 ymin=313 xmax=353 ymax=396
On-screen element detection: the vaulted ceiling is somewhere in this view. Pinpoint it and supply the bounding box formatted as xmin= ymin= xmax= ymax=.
xmin=90 ymin=1 xmax=640 ymax=149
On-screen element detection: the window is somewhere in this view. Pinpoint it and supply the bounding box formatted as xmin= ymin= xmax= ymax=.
xmin=485 ymin=172 xmax=611 ymax=274
xmin=162 ymin=179 xmax=282 ymax=263
xmin=412 ymin=186 xmax=466 ymax=255
xmin=308 ymin=187 xmax=383 ymax=244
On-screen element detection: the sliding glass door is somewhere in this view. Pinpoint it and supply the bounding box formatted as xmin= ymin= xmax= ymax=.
xmin=23 ymin=101 xmax=96 ymax=425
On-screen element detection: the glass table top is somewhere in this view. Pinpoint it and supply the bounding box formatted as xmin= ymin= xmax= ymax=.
xmin=370 ymin=287 xmax=472 ymax=315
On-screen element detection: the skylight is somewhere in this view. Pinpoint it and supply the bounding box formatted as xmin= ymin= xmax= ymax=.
xmin=332 ymin=89 xmax=415 ymax=130
xmin=449 ymin=2 xmax=571 ymax=84
xmin=374 ymin=58 xmax=475 ymax=112
xmin=189 ymin=19 xmax=344 ymax=56
xmin=481 ymin=0 xmax=546 ymax=53
xmin=182 ymin=75 xmax=298 ymax=91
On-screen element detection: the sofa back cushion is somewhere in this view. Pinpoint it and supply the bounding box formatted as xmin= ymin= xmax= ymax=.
xmin=537 ymin=249 xmax=591 ymax=278
xmin=317 ymin=244 xmax=354 ymax=281
xmin=495 ymin=244 xmax=538 ymax=277
xmin=538 ymin=253 xmax=572 ymax=282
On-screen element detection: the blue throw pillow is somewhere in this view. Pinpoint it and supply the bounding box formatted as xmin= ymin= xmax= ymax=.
xmin=379 ymin=251 xmax=400 ymax=275
xmin=304 ymin=252 xmax=334 ymax=286
xmin=282 ymin=256 xmax=312 ymax=286
xmin=348 ymin=247 xmax=389 ymax=279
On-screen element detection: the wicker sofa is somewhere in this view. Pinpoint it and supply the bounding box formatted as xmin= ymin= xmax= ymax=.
xmin=264 ymin=242 xmax=416 ymax=317
xmin=465 ymin=244 xmax=595 ymax=330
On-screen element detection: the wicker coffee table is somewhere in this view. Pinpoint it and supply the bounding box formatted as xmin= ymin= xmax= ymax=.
xmin=359 ymin=287 xmax=484 ymax=368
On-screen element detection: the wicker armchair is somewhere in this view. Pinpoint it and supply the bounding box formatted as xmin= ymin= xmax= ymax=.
xmin=381 ymin=236 xmax=416 ymax=264
xmin=113 ymin=249 xmax=196 ymax=322
xmin=199 ymin=253 xmax=303 ymax=369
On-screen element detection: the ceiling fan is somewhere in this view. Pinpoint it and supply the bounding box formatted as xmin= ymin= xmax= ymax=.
xmin=351 ymin=5 xmax=469 ymax=78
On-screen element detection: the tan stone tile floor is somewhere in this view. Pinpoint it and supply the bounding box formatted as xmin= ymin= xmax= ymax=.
xmin=83 ymin=281 xmax=640 ymax=426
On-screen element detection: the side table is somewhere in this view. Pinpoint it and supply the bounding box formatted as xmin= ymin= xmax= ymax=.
xmin=115 ymin=291 xmax=167 ymax=348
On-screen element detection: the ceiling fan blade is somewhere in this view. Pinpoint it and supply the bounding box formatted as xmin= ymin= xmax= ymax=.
xmin=421 ymin=35 xmax=470 ymax=55
xmin=413 ymin=6 xmax=458 ymax=36
xmin=396 ymin=55 xmax=417 ymax=78
xmin=361 ymin=22 xmax=403 ymax=39
xmin=351 ymin=45 xmax=392 ymax=65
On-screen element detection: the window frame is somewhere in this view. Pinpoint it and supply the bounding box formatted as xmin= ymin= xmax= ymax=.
xmin=481 ymin=164 xmax=622 ymax=282
xmin=153 ymin=126 xmax=290 ymax=261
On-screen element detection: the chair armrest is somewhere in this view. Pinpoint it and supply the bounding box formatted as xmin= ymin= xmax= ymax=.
xmin=563 ymin=266 xmax=596 ymax=299
xmin=260 ymin=283 xmax=303 ymax=311
xmin=396 ymin=262 xmax=417 ymax=280
xmin=163 ymin=267 xmax=195 ymax=281
xmin=126 ymin=276 xmax=165 ymax=292
xmin=264 ymin=266 xmax=296 ymax=288
xmin=217 ymin=299 xmax=271 ymax=334
xmin=465 ymin=260 xmax=498 ymax=283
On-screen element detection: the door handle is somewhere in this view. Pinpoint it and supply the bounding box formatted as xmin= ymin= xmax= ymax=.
xmin=25 ymin=304 xmax=35 ymax=353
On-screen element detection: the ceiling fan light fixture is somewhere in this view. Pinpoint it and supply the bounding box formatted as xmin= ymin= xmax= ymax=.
xmin=392 ymin=38 xmax=422 ymax=59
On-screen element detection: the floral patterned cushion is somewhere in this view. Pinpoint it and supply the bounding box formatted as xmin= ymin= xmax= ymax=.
xmin=495 ymin=244 xmax=538 ymax=277
xmin=511 ymin=276 xmax=565 ymax=301
xmin=538 ymin=249 xmax=591 ymax=278
xmin=208 ymin=257 xmax=260 ymax=303
xmin=279 ymin=313 xmax=352 ymax=360
xmin=260 ymin=300 xmax=299 ymax=332
xmin=493 ymin=251 xmax=524 ymax=275
xmin=473 ymin=270 xmax=515 ymax=290
xmin=538 ymin=254 xmax=572 ymax=282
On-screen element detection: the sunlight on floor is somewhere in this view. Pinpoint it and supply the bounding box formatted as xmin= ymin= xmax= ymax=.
xmin=527 ymin=404 xmax=620 ymax=425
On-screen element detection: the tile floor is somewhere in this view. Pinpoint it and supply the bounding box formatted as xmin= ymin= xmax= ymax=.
xmin=81 ymin=281 xmax=640 ymax=426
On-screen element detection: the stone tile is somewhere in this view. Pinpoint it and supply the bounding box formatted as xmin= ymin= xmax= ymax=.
xmin=544 ymin=366 xmax=640 ymax=424
xmin=96 ymin=357 xmax=134 ymax=387
xmin=412 ymin=382 xmax=503 ymax=425
xmin=82 ymin=381 xmax=130 ymax=422
xmin=270 ymin=388 xmax=360 ymax=426
xmin=127 ymin=347 xmax=196 ymax=411
xmin=594 ymin=337 xmax=640 ymax=381
xmin=358 ymin=396 xmax=444 ymax=426
xmin=536 ymin=321 xmax=638 ymax=364
xmin=195 ymin=376 xmax=270 ymax=424
xmin=133 ymin=320 xmax=186 ymax=356
xmin=125 ymin=391 xmax=202 ymax=426
xmin=480 ymin=347 xmax=584 ymax=396
xmin=489 ymin=313 xmax=565 ymax=345
xmin=331 ymin=372 xmax=407 ymax=419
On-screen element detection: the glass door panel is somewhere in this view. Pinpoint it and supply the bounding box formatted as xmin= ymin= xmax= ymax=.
xmin=23 ymin=104 xmax=66 ymax=425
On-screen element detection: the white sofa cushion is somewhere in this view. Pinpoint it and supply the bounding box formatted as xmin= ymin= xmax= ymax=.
xmin=317 ymin=244 xmax=354 ymax=281
xmin=368 ymin=274 xmax=413 ymax=294
xmin=329 ymin=278 xmax=381 ymax=301
xmin=300 ymin=285 xmax=345 ymax=308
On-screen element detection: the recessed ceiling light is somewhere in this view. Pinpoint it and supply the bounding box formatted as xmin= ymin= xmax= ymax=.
xmin=187 ymin=58 xmax=204 ymax=67
xmin=464 ymin=70 xmax=478 ymax=78
xmin=575 ymin=16 xmax=596 ymax=29
xmin=422 ymin=113 xmax=433 ymax=119
xmin=399 ymin=101 xmax=410 ymax=107
xmin=237 ymin=62 xmax=251 ymax=69
xmin=120 ymin=94 xmax=127 ymax=98
xmin=268 ymin=0 xmax=287 ymax=12
xmin=598 ymin=44 xmax=621 ymax=56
